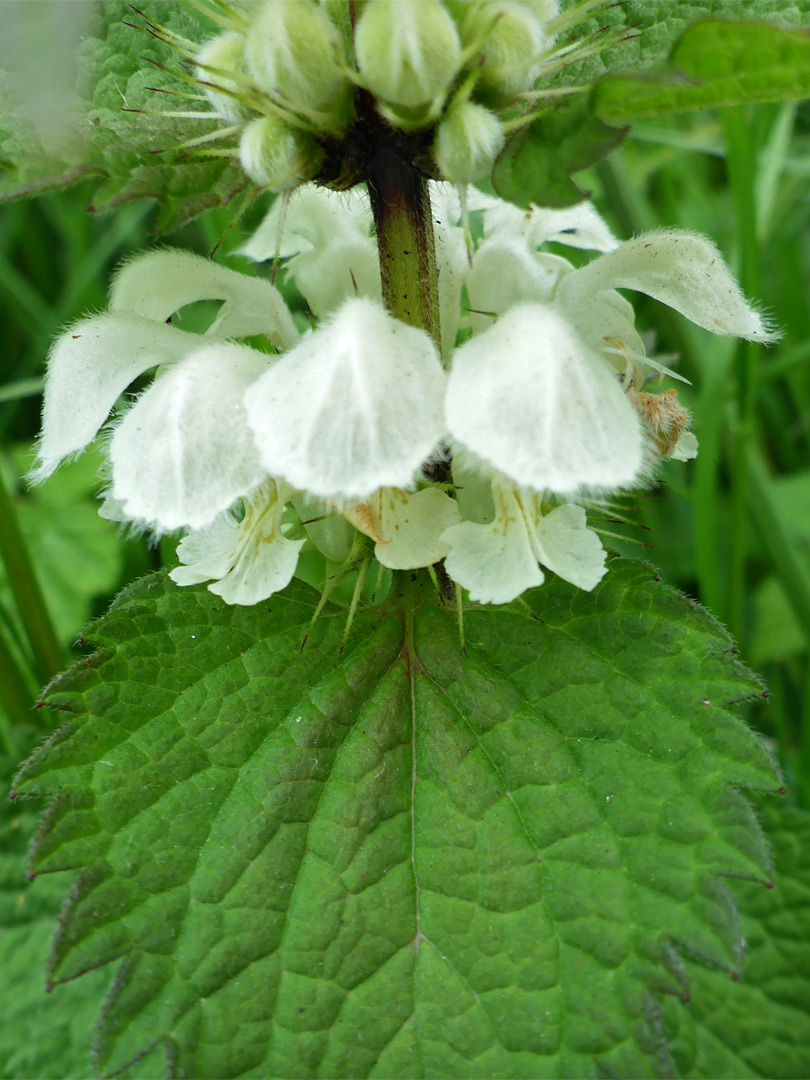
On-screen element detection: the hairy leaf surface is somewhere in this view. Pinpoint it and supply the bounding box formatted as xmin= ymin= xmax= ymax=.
xmin=592 ymin=21 xmax=810 ymax=122
xmin=551 ymin=1 xmax=810 ymax=87
xmin=0 ymin=748 xmax=165 ymax=1079
xmin=0 ymin=1 xmax=244 ymax=232
xmin=11 ymin=563 xmax=782 ymax=1078
xmin=666 ymin=800 xmax=810 ymax=1078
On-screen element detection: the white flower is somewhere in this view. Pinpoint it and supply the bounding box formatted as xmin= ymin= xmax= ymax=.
xmin=465 ymin=198 xmax=619 ymax=332
xmin=239 ymin=185 xmax=380 ymax=317
xmin=34 ymin=182 xmax=776 ymax=610
xmin=557 ymin=229 xmax=777 ymax=345
xmin=446 ymin=302 xmax=645 ymax=494
xmin=442 ymin=488 xmax=607 ymax=605
xmin=33 ymin=250 xmax=298 ymax=535
xmin=241 ymin=181 xmax=470 ymax=357
xmin=477 ymin=195 xmax=620 ymax=253
xmin=448 ymin=223 xmax=776 ymax=497
xmin=245 ymin=298 xmax=446 ymax=502
xmin=170 ymin=480 xmax=305 ymax=605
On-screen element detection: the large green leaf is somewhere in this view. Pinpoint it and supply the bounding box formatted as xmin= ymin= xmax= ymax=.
xmin=12 ymin=563 xmax=782 ymax=1077
xmin=592 ymin=21 xmax=810 ymax=123
xmin=0 ymin=1 xmax=245 ymax=233
xmin=666 ymin=799 xmax=810 ymax=1079
xmin=0 ymin=746 xmax=168 ymax=1079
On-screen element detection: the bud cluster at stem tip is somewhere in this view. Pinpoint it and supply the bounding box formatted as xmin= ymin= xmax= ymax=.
xmin=182 ymin=0 xmax=577 ymax=191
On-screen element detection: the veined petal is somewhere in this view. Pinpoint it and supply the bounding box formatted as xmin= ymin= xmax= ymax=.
xmin=528 ymin=502 xmax=607 ymax=592
xmin=246 ymin=298 xmax=445 ymax=501
xmin=110 ymin=249 xmax=299 ymax=349
xmin=482 ymin=198 xmax=619 ymax=253
xmin=372 ymin=487 xmax=461 ymax=570
xmin=559 ymin=229 xmax=778 ymax=342
xmin=170 ymin=481 xmax=304 ymax=605
xmin=240 ymin=184 xmax=373 ymax=262
xmin=466 ymin=238 xmax=570 ymax=331
xmin=239 ymin=186 xmax=380 ymax=317
xmin=442 ymin=488 xmax=544 ymax=604
xmin=446 ymin=303 xmax=644 ymax=494
xmin=435 ymin=215 xmax=469 ymax=358
xmin=291 ymin=240 xmax=381 ymax=317
xmin=110 ymin=342 xmax=269 ymax=532
xmin=32 ymin=313 xmax=198 ymax=482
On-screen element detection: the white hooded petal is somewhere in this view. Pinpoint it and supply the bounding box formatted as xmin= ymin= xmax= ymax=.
xmin=558 ymin=230 xmax=778 ymax=342
xmin=109 ymin=249 xmax=299 ymax=349
xmin=246 ymin=298 xmax=445 ymax=501
xmin=434 ymin=211 xmax=469 ymax=358
xmin=239 ymin=185 xmax=380 ymax=316
xmin=466 ymin=238 xmax=571 ymax=331
xmin=240 ymin=183 xmax=373 ymax=262
xmin=110 ymin=342 xmax=269 ymax=532
xmin=291 ymin=239 xmax=381 ymax=318
xmin=529 ymin=503 xmax=607 ymax=591
xmin=32 ymin=313 xmax=199 ymax=482
xmin=446 ymin=303 xmax=644 ymax=494
xmin=529 ymin=203 xmax=620 ymax=253
xmin=442 ymin=488 xmax=544 ymax=604
xmin=372 ymin=487 xmax=461 ymax=570
xmin=170 ymin=481 xmax=304 ymax=605
xmin=482 ymin=198 xmax=619 ymax=253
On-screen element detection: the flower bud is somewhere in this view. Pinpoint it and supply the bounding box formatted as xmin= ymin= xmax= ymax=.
xmin=521 ymin=0 xmax=559 ymax=21
xmin=196 ymin=32 xmax=249 ymax=123
xmin=239 ymin=116 xmax=324 ymax=190
xmin=245 ymin=0 xmax=352 ymax=131
xmin=434 ymin=99 xmax=504 ymax=182
xmin=629 ymin=388 xmax=696 ymax=461
xmin=462 ymin=1 xmax=549 ymax=99
xmin=355 ymin=0 xmax=461 ymax=109
xmin=318 ymin=0 xmax=354 ymax=44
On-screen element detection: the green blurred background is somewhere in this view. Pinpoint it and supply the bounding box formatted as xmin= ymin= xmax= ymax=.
xmin=1 ymin=103 xmax=808 ymax=801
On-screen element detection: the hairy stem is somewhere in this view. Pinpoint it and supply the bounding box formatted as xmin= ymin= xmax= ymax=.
xmin=365 ymin=141 xmax=452 ymax=593
xmin=366 ymin=147 xmax=441 ymax=350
